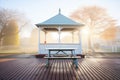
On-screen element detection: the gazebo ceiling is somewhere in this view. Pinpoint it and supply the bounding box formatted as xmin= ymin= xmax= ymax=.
xmin=43 ymin=27 xmax=78 ymax=32
xmin=36 ymin=9 xmax=84 ymax=27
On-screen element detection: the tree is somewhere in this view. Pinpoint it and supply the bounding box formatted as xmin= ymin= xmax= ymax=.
xmin=0 ymin=8 xmax=30 ymax=46
xmin=70 ymin=6 xmax=117 ymax=52
xmin=2 ymin=20 xmax=19 ymax=46
xmin=100 ymin=26 xmax=117 ymax=41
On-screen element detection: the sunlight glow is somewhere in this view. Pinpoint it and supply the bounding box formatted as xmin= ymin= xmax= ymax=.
xmin=20 ymin=31 xmax=31 ymax=38
xmin=81 ymin=28 xmax=89 ymax=35
xmin=51 ymin=32 xmax=70 ymax=40
xmin=51 ymin=32 xmax=58 ymax=39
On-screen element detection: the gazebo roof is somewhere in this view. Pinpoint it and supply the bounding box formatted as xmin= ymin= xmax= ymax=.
xmin=36 ymin=9 xmax=83 ymax=27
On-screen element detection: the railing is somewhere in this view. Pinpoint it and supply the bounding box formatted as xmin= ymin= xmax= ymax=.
xmin=100 ymin=45 xmax=120 ymax=52
xmin=39 ymin=43 xmax=82 ymax=54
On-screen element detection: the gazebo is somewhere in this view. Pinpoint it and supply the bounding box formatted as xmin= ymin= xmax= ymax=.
xmin=36 ymin=9 xmax=84 ymax=54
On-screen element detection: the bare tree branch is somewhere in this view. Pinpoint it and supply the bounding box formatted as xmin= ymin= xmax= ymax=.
xmin=70 ymin=6 xmax=117 ymax=52
xmin=0 ymin=8 xmax=30 ymax=46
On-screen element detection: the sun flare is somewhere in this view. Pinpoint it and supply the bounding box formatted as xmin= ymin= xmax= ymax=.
xmin=51 ymin=32 xmax=70 ymax=40
xmin=81 ymin=28 xmax=89 ymax=35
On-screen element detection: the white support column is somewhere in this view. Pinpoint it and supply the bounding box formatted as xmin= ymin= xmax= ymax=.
xmin=44 ymin=31 xmax=47 ymax=44
xmin=58 ymin=26 xmax=62 ymax=43
xmin=78 ymin=30 xmax=82 ymax=54
xmin=38 ymin=27 xmax=41 ymax=54
xmin=72 ymin=31 xmax=74 ymax=43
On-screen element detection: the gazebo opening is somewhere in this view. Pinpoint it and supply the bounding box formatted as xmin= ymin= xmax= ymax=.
xmin=40 ymin=28 xmax=80 ymax=44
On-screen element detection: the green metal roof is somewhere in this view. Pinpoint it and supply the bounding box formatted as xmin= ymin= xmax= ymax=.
xmin=36 ymin=9 xmax=83 ymax=27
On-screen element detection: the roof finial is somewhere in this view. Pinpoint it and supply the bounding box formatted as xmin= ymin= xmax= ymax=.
xmin=59 ymin=8 xmax=61 ymax=14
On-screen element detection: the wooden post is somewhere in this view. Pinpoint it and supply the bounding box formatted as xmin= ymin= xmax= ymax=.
xmin=44 ymin=31 xmax=47 ymax=44
xmin=72 ymin=31 xmax=74 ymax=43
xmin=38 ymin=27 xmax=41 ymax=54
xmin=58 ymin=26 xmax=62 ymax=43
xmin=78 ymin=30 xmax=82 ymax=54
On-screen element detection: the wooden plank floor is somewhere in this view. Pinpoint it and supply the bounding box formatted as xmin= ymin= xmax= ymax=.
xmin=0 ymin=58 xmax=120 ymax=80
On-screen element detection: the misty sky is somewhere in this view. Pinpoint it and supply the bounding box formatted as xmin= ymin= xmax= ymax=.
xmin=0 ymin=0 xmax=120 ymax=38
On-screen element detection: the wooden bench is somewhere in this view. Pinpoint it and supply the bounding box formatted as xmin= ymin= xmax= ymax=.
xmin=46 ymin=48 xmax=77 ymax=57
xmin=45 ymin=48 xmax=84 ymax=69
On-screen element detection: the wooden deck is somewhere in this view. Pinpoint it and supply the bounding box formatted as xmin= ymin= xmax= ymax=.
xmin=0 ymin=58 xmax=120 ymax=80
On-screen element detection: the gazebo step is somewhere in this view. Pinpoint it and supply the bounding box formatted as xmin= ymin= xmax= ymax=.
xmin=35 ymin=54 xmax=46 ymax=58
xmin=77 ymin=54 xmax=85 ymax=58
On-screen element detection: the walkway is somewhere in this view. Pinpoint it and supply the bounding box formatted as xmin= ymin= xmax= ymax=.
xmin=0 ymin=58 xmax=120 ymax=80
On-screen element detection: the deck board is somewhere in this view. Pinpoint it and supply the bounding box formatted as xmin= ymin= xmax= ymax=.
xmin=0 ymin=58 xmax=120 ymax=80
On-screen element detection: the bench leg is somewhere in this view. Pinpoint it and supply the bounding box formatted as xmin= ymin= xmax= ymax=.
xmin=75 ymin=59 xmax=78 ymax=68
xmin=46 ymin=59 xmax=49 ymax=68
xmin=72 ymin=59 xmax=75 ymax=65
xmin=73 ymin=59 xmax=78 ymax=69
